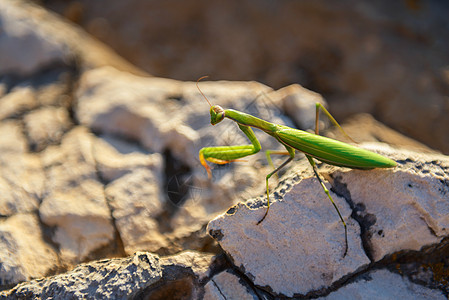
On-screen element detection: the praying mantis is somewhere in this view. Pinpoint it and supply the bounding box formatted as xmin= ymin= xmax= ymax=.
xmin=197 ymin=78 xmax=396 ymax=256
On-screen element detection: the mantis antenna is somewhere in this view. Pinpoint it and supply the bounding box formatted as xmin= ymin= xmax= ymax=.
xmin=197 ymin=76 xmax=212 ymax=107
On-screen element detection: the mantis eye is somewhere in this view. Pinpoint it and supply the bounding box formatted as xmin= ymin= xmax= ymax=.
xmin=210 ymin=105 xmax=225 ymax=125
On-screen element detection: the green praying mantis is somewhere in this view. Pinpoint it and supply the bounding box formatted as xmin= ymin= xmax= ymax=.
xmin=198 ymin=77 xmax=396 ymax=256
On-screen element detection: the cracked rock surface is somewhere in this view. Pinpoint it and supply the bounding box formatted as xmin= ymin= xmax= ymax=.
xmin=207 ymin=146 xmax=449 ymax=297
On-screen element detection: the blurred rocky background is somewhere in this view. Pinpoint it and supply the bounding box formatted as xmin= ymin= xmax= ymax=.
xmin=0 ymin=0 xmax=448 ymax=299
xmin=37 ymin=0 xmax=449 ymax=154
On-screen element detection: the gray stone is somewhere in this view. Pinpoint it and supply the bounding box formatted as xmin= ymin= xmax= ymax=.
xmin=207 ymin=168 xmax=369 ymax=296
xmin=0 ymin=0 xmax=144 ymax=76
xmin=319 ymin=269 xmax=446 ymax=300
xmin=0 ymin=121 xmax=27 ymax=153
xmin=0 ymin=1 xmax=66 ymax=75
xmin=204 ymin=270 xmax=259 ymax=300
xmin=332 ymin=145 xmax=449 ymax=261
xmin=23 ymin=106 xmax=71 ymax=151
xmin=0 ymin=153 xmax=43 ymax=216
xmin=207 ymin=145 xmax=449 ymax=297
xmin=39 ymin=127 xmax=114 ymax=262
xmin=0 ymin=252 xmax=162 ymax=299
xmin=106 ymin=168 xmax=167 ymax=254
xmin=147 ymin=251 xmax=217 ymax=299
xmin=93 ymin=134 xmax=163 ymax=183
xmin=160 ymin=250 xmax=215 ymax=282
xmin=0 ymin=87 xmax=37 ymax=120
xmin=0 ymin=214 xmax=58 ymax=286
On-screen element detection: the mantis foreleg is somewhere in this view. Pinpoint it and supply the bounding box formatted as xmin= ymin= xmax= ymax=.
xmin=199 ymin=124 xmax=261 ymax=178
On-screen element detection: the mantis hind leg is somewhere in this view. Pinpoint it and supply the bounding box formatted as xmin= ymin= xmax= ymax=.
xmin=257 ymin=146 xmax=295 ymax=225
xmin=306 ymin=155 xmax=348 ymax=257
xmin=265 ymin=150 xmax=290 ymax=179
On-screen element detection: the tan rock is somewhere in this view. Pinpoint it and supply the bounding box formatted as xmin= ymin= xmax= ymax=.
xmin=0 ymin=213 xmax=58 ymax=286
xmin=40 ymin=127 xmax=114 ymax=262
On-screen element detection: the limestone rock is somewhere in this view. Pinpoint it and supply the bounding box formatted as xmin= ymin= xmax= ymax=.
xmin=0 ymin=122 xmax=44 ymax=215
xmin=75 ymin=67 xmax=196 ymax=163
xmin=146 ymin=251 xmax=218 ymax=299
xmin=93 ymin=134 xmax=163 ymax=183
xmin=160 ymin=250 xmax=215 ymax=282
xmin=39 ymin=127 xmax=114 ymax=262
xmin=0 ymin=0 xmax=144 ymax=76
xmin=0 ymin=153 xmax=44 ymax=216
xmin=0 ymin=121 xmax=27 ymax=153
xmin=332 ymin=146 xmax=449 ymax=261
xmin=23 ymin=106 xmax=72 ymax=151
xmin=0 ymin=0 xmax=66 ymax=75
xmin=208 ymin=173 xmax=369 ymax=296
xmin=204 ymin=270 xmax=259 ymax=300
xmin=0 ymin=252 xmax=161 ymax=299
xmin=319 ymin=269 xmax=446 ymax=300
xmin=0 ymin=214 xmax=58 ymax=286
xmin=106 ymin=168 xmax=167 ymax=254
xmin=207 ymin=145 xmax=449 ymax=297
xmin=0 ymin=121 xmax=43 ymax=216
xmin=0 ymin=87 xmax=37 ymax=120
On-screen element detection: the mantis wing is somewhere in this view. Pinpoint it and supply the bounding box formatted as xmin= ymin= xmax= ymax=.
xmin=276 ymin=127 xmax=396 ymax=169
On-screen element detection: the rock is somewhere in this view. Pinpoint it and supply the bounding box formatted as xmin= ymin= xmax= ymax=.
xmin=207 ymin=145 xmax=449 ymax=297
xmin=0 ymin=0 xmax=66 ymax=76
xmin=91 ymin=133 xmax=167 ymax=254
xmin=39 ymin=127 xmax=114 ymax=263
xmin=106 ymin=168 xmax=168 ymax=254
xmin=0 ymin=249 xmax=224 ymax=299
xmin=160 ymin=250 xmax=215 ymax=282
xmin=0 ymin=252 xmax=161 ymax=299
xmin=0 ymin=213 xmax=58 ymax=286
xmin=0 ymin=0 xmax=145 ymax=76
xmin=0 ymin=152 xmax=44 ymax=216
xmin=144 ymin=251 xmax=218 ymax=299
xmin=93 ymin=134 xmax=163 ymax=182
xmin=332 ymin=146 xmax=449 ymax=262
xmin=31 ymin=68 xmax=73 ymax=107
xmin=0 ymin=121 xmax=27 ymax=153
xmin=0 ymin=121 xmax=44 ymax=216
xmin=23 ymin=106 xmax=72 ymax=151
xmin=0 ymin=87 xmax=37 ymax=120
xmin=75 ymin=67 xmax=186 ymax=155
xmin=208 ymin=169 xmax=369 ymax=297
xmin=204 ymin=270 xmax=260 ymax=300
xmin=319 ymin=269 xmax=446 ymax=300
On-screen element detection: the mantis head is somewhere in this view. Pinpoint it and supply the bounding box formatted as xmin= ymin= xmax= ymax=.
xmin=210 ymin=105 xmax=225 ymax=125
xmin=196 ymin=76 xmax=224 ymax=125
